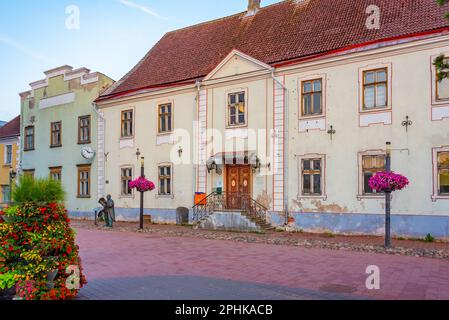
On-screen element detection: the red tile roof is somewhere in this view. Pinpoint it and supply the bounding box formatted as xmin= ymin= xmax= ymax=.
xmin=0 ymin=116 xmax=20 ymax=139
xmin=100 ymin=0 xmax=449 ymax=99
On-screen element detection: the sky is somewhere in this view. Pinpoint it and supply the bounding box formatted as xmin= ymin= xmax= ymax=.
xmin=0 ymin=0 xmax=281 ymax=122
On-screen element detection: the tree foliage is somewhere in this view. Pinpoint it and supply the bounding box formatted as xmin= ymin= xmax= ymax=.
xmin=435 ymin=0 xmax=449 ymax=80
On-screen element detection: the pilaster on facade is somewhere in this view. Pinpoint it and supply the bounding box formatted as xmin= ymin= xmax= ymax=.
xmin=272 ymin=76 xmax=285 ymax=212
xmin=97 ymin=113 xmax=106 ymax=200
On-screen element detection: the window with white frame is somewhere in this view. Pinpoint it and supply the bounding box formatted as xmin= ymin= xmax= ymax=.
xmin=362 ymin=155 xmax=386 ymax=195
xmin=301 ymin=79 xmax=323 ymax=117
xmin=1 ymin=186 xmax=10 ymax=203
xmin=77 ymin=165 xmax=91 ymax=198
xmin=158 ymin=103 xmax=173 ymax=134
xmin=158 ymin=165 xmax=172 ymax=196
xmin=121 ymin=167 xmax=133 ymax=196
xmin=298 ymin=155 xmax=326 ymax=199
xmin=227 ymin=92 xmax=246 ymax=127
xmin=301 ymin=158 xmax=323 ymax=196
xmin=4 ymin=145 xmax=12 ymax=165
xmin=49 ymin=167 xmax=62 ymax=182
xmin=438 ymin=151 xmax=449 ymax=196
xmin=363 ymin=68 xmax=388 ymax=110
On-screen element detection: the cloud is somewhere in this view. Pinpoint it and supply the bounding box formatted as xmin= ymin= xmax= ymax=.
xmin=0 ymin=34 xmax=53 ymax=64
xmin=119 ymin=0 xmax=167 ymax=19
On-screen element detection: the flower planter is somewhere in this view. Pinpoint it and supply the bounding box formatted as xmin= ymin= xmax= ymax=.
xmin=0 ymin=288 xmax=16 ymax=301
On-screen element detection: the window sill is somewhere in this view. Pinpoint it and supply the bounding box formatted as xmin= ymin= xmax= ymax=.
xmin=297 ymin=195 xmax=327 ymax=201
xmin=120 ymin=136 xmax=134 ymax=140
xmin=24 ymin=149 xmax=35 ymax=152
xmin=156 ymin=194 xmax=174 ymax=199
xmin=157 ymin=132 xmax=173 ymax=137
xmin=77 ymin=195 xmax=91 ymax=199
xmin=78 ymin=141 xmax=91 ymax=145
xmin=226 ymin=124 xmax=248 ymax=130
xmin=359 ymin=107 xmax=392 ymax=114
xmin=432 ymin=98 xmax=449 ymax=107
xmin=299 ymin=114 xmax=325 ymax=121
xmin=357 ymin=194 xmax=389 ymax=201
xmin=50 ymin=145 xmax=62 ymax=149
xmin=432 ymin=195 xmax=449 ymax=202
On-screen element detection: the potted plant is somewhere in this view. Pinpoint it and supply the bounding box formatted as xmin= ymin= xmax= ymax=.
xmin=0 ymin=272 xmax=17 ymax=300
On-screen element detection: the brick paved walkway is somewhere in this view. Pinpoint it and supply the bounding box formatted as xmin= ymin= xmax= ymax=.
xmin=75 ymin=228 xmax=449 ymax=300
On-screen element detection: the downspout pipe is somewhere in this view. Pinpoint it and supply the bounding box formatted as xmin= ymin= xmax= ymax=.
xmin=193 ymin=80 xmax=202 ymax=203
xmin=270 ymin=70 xmax=290 ymax=226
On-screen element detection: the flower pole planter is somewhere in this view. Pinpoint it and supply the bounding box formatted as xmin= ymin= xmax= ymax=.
xmin=140 ymin=158 xmax=145 ymax=230
xmin=129 ymin=157 xmax=156 ymax=230
xmin=369 ymin=143 xmax=409 ymax=248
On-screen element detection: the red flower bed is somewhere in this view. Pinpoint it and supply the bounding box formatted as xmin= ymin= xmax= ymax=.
xmin=0 ymin=202 xmax=86 ymax=300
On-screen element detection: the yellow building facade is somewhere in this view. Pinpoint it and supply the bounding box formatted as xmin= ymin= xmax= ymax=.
xmin=0 ymin=116 xmax=20 ymax=205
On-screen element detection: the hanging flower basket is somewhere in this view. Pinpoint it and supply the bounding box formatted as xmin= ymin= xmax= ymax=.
xmin=129 ymin=177 xmax=156 ymax=193
xmin=368 ymin=172 xmax=410 ymax=193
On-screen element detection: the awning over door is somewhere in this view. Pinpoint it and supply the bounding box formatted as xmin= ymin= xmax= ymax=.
xmin=208 ymin=151 xmax=258 ymax=165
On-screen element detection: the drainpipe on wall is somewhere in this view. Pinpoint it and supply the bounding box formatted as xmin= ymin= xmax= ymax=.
xmin=271 ymin=70 xmax=290 ymax=226
xmin=193 ymin=80 xmax=202 ymax=202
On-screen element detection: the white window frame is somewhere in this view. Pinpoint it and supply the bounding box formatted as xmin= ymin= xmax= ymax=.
xmin=432 ymin=146 xmax=449 ymax=201
xmin=120 ymin=165 xmax=134 ymax=198
xmin=357 ymin=150 xmax=386 ymax=200
xmin=156 ymin=162 xmax=174 ymax=199
xmin=358 ymin=63 xmax=392 ymax=113
xmin=4 ymin=144 xmax=12 ymax=165
xmin=225 ymin=88 xmax=248 ymax=129
xmin=298 ymin=75 xmax=327 ymax=120
xmin=297 ymin=154 xmax=327 ymax=200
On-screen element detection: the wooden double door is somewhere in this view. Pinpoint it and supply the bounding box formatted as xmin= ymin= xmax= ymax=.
xmin=226 ymin=165 xmax=252 ymax=210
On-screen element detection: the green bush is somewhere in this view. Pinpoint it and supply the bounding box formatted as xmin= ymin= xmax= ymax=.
xmin=12 ymin=175 xmax=65 ymax=204
xmin=0 ymin=272 xmax=16 ymax=290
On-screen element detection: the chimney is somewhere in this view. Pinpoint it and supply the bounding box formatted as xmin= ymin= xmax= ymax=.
xmin=247 ymin=0 xmax=261 ymax=16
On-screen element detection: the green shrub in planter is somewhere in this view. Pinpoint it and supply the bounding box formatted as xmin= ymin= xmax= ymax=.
xmin=12 ymin=175 xmax=65 ymax=204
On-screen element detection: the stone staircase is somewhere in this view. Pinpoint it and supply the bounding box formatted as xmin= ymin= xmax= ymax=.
xmin=196 ymin=210 xmax=274 ymax=233
xmin=192 ymin=192 xmax=273 ymax=233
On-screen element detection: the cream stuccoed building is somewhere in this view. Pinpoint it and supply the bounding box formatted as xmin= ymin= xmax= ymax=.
xmin=90 ymin=0 xmax=449 ymax=238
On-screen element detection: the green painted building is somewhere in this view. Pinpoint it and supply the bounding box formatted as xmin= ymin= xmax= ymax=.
xmin=19 ymin=66 xmax=114 ymax=215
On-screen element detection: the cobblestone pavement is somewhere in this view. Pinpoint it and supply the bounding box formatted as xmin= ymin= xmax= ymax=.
xmin=75 ymin=227 xmax=449 ymax=300
xmin=72 ymin=220 xmax=449 ymax=260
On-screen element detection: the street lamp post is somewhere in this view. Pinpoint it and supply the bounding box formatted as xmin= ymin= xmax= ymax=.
xmin=140 ymin=157 xmax=145 ymax=230
xmin=385 ymin=142 xmax=392 ymax=248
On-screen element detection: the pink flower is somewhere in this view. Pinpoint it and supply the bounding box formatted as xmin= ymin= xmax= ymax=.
xmin=129 ymin=177 xmax=156 ymax=193
xmin=369 ymin=172 xmax=409 ymax=192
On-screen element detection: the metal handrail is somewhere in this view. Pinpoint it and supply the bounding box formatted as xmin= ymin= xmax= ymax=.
xmin=192 ymin=192 xmax=269 ymax=226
